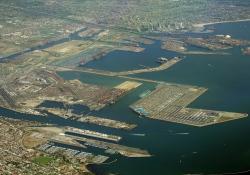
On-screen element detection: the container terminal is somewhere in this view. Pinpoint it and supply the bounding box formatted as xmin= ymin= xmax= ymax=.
xmin=39 ymin=107 xmax=137 ymax=130
xmin=130 ymin=84 xmax=248 ymax=126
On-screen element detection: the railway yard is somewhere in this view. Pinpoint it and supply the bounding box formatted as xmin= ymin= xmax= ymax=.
xmin=0 ymin=69 xmax=142 ymax=113
xmin=0 ymin=67 xmax=153 ymax=166
xmin=0 ymin=26 xmax=249 ymax=175
xmin=1 ymin=1 xmax=250 ymax=174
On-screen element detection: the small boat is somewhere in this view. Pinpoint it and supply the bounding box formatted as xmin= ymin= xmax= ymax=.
xmin=131 ymin=133 xmax=146 ymax=137
xmin=175 ymin=132 xmax=190 ymax=135
xmin=79 ymin=60 xmax=85 ymax=66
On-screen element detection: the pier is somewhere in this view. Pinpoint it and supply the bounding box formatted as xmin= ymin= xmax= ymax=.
xmin=66 ymin=127 xmax=122 ymax=142
xmin=54 ymin=56 xmax=182 ymax=77
xmin=40 ymin=107 xmax=137 ymax=130
xmin=38 ymin=143 xmax=109 ymax=164
xmin=65 ymin=134 xmax=151 ymax=158
xmin=130 ymin=84 xmax=248 ymax=127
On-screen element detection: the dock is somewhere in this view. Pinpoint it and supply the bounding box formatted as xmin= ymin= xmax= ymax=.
xmin=54 ymin=56 xmax=182 ymax=77
xmin=130 ymin=84 xmax=248 ymax=126
xmin=65 ymin=134 xmax=151 ymax=158
xmin=114 ymin=57 xmax=182 ymax=76
xmin=66 ymin=127 xmax=122 ymax=142
xmin=77 ymin=115 xmax=137 ymax=130
xmin=115 ymin=81 xmax=142 ymax=91
xmin=40 ymin=107 xmax=137 ymax=130
xmin=38 ymin=143 xmax=109 ymax=164
xmin=172 ymin=108 xmax=248 ymax=127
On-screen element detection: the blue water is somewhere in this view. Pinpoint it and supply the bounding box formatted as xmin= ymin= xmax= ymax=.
xmin=82 ymin=21 xmax=250 ymax=175
xmin=84 ymin=41 xmax=178 ymax=72
xmin=1 ymin=21 xmax=250 ymax=175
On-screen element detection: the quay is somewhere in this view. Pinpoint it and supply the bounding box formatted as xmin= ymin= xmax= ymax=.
xmin=54 ymin=56 xmax=182 ymax=77
xmin=130 ymin=84 xmax=248 ymax=126
xmin=38 ymin=143 xmax=109 ymax=164
xmin=65 ymin=134 xmax=151 ymax=158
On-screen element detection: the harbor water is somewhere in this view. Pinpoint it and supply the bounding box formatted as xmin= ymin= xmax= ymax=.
xmin=1 ymin=21 xmax=250 ymax=175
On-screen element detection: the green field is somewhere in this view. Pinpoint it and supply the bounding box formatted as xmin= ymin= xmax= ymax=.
xmin=32 ymin=156 xmax=55 ymax=165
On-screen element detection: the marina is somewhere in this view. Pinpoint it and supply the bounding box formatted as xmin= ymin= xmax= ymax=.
xmin=38 ymin=143 xmax=109 ymax=164
xmin=65 ymin=134 xmax=152 ymax=158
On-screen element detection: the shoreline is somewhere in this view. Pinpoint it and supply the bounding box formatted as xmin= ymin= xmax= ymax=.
xmin=87 ymin=164 xmax=104 ymax=175
xmin=193 ymin=18 xmax=250 ymax=28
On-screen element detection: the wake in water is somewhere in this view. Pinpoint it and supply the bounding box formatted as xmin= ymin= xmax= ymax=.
xmin=175 ymin=132 xmax=190 ymax=135
xmin=131 ymin=133 xmax=146 ymax=137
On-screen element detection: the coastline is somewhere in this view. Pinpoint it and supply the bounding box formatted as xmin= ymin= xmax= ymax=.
xmin=87 ymin=164 xmax=104 ymax=175
xmin=193 ymin=18 xmax=250 ymax=28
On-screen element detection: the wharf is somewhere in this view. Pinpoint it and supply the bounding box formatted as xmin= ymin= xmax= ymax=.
xmin=66 ymin=127 xmax=122 ymax=142
xmin=65 ymin=134 xmax=151 ymax=158
xmin=40 ymin=107 xmax=137 ymax=130
xmin=38 ymin=143 xmax=109 ymax=164
xmin=115 ymin=81 xmax=142 ymax=91
xmin=77 ymin=115 xmax=137 ymax=130
xmin=54 ymin=56 xmax=182 ymax=77
xmin=115 ymin=57 xmax=182 ymax=76
xmin=130 ymin=84 xmax=247 ymax=126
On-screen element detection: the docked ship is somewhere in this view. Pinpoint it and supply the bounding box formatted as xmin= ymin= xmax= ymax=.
xmin=156 ymin=57 xmax=169 ymax=64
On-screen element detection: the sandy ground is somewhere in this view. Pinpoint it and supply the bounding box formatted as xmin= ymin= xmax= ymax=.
xmin=115 ymin=81 xmax=142 ymax=90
